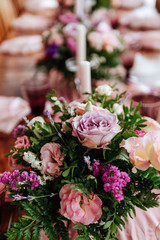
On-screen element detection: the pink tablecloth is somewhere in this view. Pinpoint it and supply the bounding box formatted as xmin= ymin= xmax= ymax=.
xmin=40 ymin=190 xmax=160 ymax=240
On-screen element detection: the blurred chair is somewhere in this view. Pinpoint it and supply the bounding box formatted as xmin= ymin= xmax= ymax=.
xmin=0 ymin=0 xmax=18 ymax=41
xmin=12 ymin=0 xmax=25 ymax=14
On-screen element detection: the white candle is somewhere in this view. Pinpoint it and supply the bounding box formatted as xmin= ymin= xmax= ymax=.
xmin=75 ymin=0 xmax=84 ymax=17
xmin=79 ymin=61 xmax=91 ymax=100
xmin=76 ymin=24 xmax=86 ymax=81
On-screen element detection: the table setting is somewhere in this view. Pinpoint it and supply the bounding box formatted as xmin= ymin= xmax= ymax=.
xmin=1 ymin=0 xmax=160 ymax=240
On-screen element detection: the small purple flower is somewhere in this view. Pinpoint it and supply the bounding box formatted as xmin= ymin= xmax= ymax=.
xmin=91 ymin=159 xmax=100 ymax=177
xmin=101 ymin=164 xmax=130 ymax=202
xmin=84 ymin=156 xmax=92 ymax=170
xmin=44 ymin=110 xmax=54 ymax=125
xmin=0 ymin=171 xmax=12 ymax=184
xmin=31 ymin=180 xmax=40 ymax=190
xmin=13 ymin=194 xmax=24 ymax=201
xmin=27 ymin=195 xmax=34 ymax=202
xmin=13 ymin=125 xmax=26 ymax=138
xmin=45 ymin=44 xmax=59 ymax=58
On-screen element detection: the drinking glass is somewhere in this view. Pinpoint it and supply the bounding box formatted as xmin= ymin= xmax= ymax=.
xmin=21 ymin=74 xmax=50 ymax=116
xmin=131 ymin=93 xmax=160 ymax=121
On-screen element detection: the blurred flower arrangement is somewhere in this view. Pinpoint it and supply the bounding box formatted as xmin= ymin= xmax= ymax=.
xmin=1 ymin=84 xmax=160 ymax=240
xmin=36 ymin=12 xmax=123 ymax=80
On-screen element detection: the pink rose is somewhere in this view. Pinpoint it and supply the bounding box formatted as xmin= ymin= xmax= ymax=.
xmin=41 ymin=143 xmax=65 ymax=177
xmin=72 ymin=110 xmax=121 ymax=148
xmin=142 ymin=116 xmax=160 ymax=133
xmin=8 ymin=153 xmax=24 ymax=171
xmin=59 ymin=184 xmax=102 ymax=225
xmin=121 ymin=137 xmax=150 ymax=170
xmin=143 ymin=131 xmax=160 ymax=171
xmin=15 ymin=136 xmax=30 ymax=150
xmin=74 ymin=103 xmax=110 ymax=116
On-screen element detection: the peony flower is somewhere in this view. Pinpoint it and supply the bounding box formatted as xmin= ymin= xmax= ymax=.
xmin=15 ymin=136 xmax=30 ymax=150
xmin=72 ymin=110 xmax=121 ymax=148
xmin=95 ymin=84 xmax=112 ymax=96
xmin=143 ymin=131 xmax=160 ymax=171
xmin=59 ymin=184 xmax=102 ymax=225
xmin=41 ymin=143 xmax=65 ymax=177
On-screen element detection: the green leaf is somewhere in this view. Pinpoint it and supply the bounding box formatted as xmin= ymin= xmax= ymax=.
xmin=62 ymin=168 xmax=70 ymax=177
xmin=103 ymin=220 xmax=113 ymax=229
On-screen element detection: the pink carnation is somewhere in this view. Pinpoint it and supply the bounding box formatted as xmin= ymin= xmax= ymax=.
xmin=59 ymin=184 xmax=102 ymax=225
xmin=15 ymin=136 xmax=30 ymax=150
xmin=8 ymin=153 xmax=24 ymax=171
xmin=41 ymin=143 xmax=65 ymax=177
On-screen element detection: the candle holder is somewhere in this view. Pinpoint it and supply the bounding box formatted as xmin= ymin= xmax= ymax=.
xmin=131 ymin=93 xmax=160 ymax=121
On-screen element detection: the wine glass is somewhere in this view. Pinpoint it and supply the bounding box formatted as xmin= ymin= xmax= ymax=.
xmin=21 ymin=73 xmax=50 ymax=116
xmin=121 ymin=49 xmax=136 ymax=83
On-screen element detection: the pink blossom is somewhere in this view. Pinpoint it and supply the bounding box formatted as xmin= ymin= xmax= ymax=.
xmin=121 ymin=137 xmax=150 ymax=170
xmin=142 ymin=116 xmax=160 ymax=133
xmin=41 ymin=143 xmax=65 ymax=177
xmin=15 ymin=136 xmax=30 ymax=150
xmin=59 ymin=184 xmax=102 ymax=225
xmin=8 ymin=153 xmax=24 ymax=171
xmin=143 ymin=131 xmax=160 ymax=171
xmin=48 ymin=33 xmax=64 ymax=46
xmin=58 ymin=13 xmax=78 ymax=24
xmin=66 ymin=38 xmax=76 ymax=53
xmin=74 ymin=102 xmax=110 ymax=115
xmin=72 ymin=110 xmax=121 ymax=148
xmin=134 ymin=130 xmax=146 ymax=137
xmin=63 ymin=22 xmax=78 ymax=39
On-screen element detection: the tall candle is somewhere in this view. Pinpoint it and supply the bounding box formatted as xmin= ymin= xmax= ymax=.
xmin=76 ymin=24 xmax=86 ymax=81
xmin=79 ymin=61 xmax=91 ymax=100
xmin=75 ymin=0 xmax=84 ymax=17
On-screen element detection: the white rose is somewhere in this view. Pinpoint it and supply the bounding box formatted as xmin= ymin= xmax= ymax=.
xmin=113 ymin=103 xmax=123 ymax=115
xmin=96 ymin=85 xmax=112 ymax=96
xmin=27 ymin=116 xmax=45 ymax=130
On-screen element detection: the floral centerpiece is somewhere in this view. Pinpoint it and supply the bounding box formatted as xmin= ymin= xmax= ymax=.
xmin=36 ymin=13 xmax=123 ymax=81
xmin=1 ymin=84 xmax=160 ymax=240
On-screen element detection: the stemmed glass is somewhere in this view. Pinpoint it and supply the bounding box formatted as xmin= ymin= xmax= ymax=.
xmin=21 ymin=73 xmax=50 ymax=116
xmin=121 ymin=49 xmax=136 ymax=83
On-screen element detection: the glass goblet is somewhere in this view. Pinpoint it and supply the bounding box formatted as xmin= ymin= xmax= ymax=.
xmin=21 ymin=75 xmax=50 ymax=116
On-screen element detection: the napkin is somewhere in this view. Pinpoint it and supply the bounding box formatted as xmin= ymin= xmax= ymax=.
xmin=111 ymin=0 xmax=144 ymax=10
xmin=119 ymin=6 xmax=160 ymax=30
xmin=12 ymin=14 xmax=53 ymax=33
xmin=0 ymin=35 xmax=43 ymax=55
xmin=0 ymin=96 xmax=31 ymax=134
